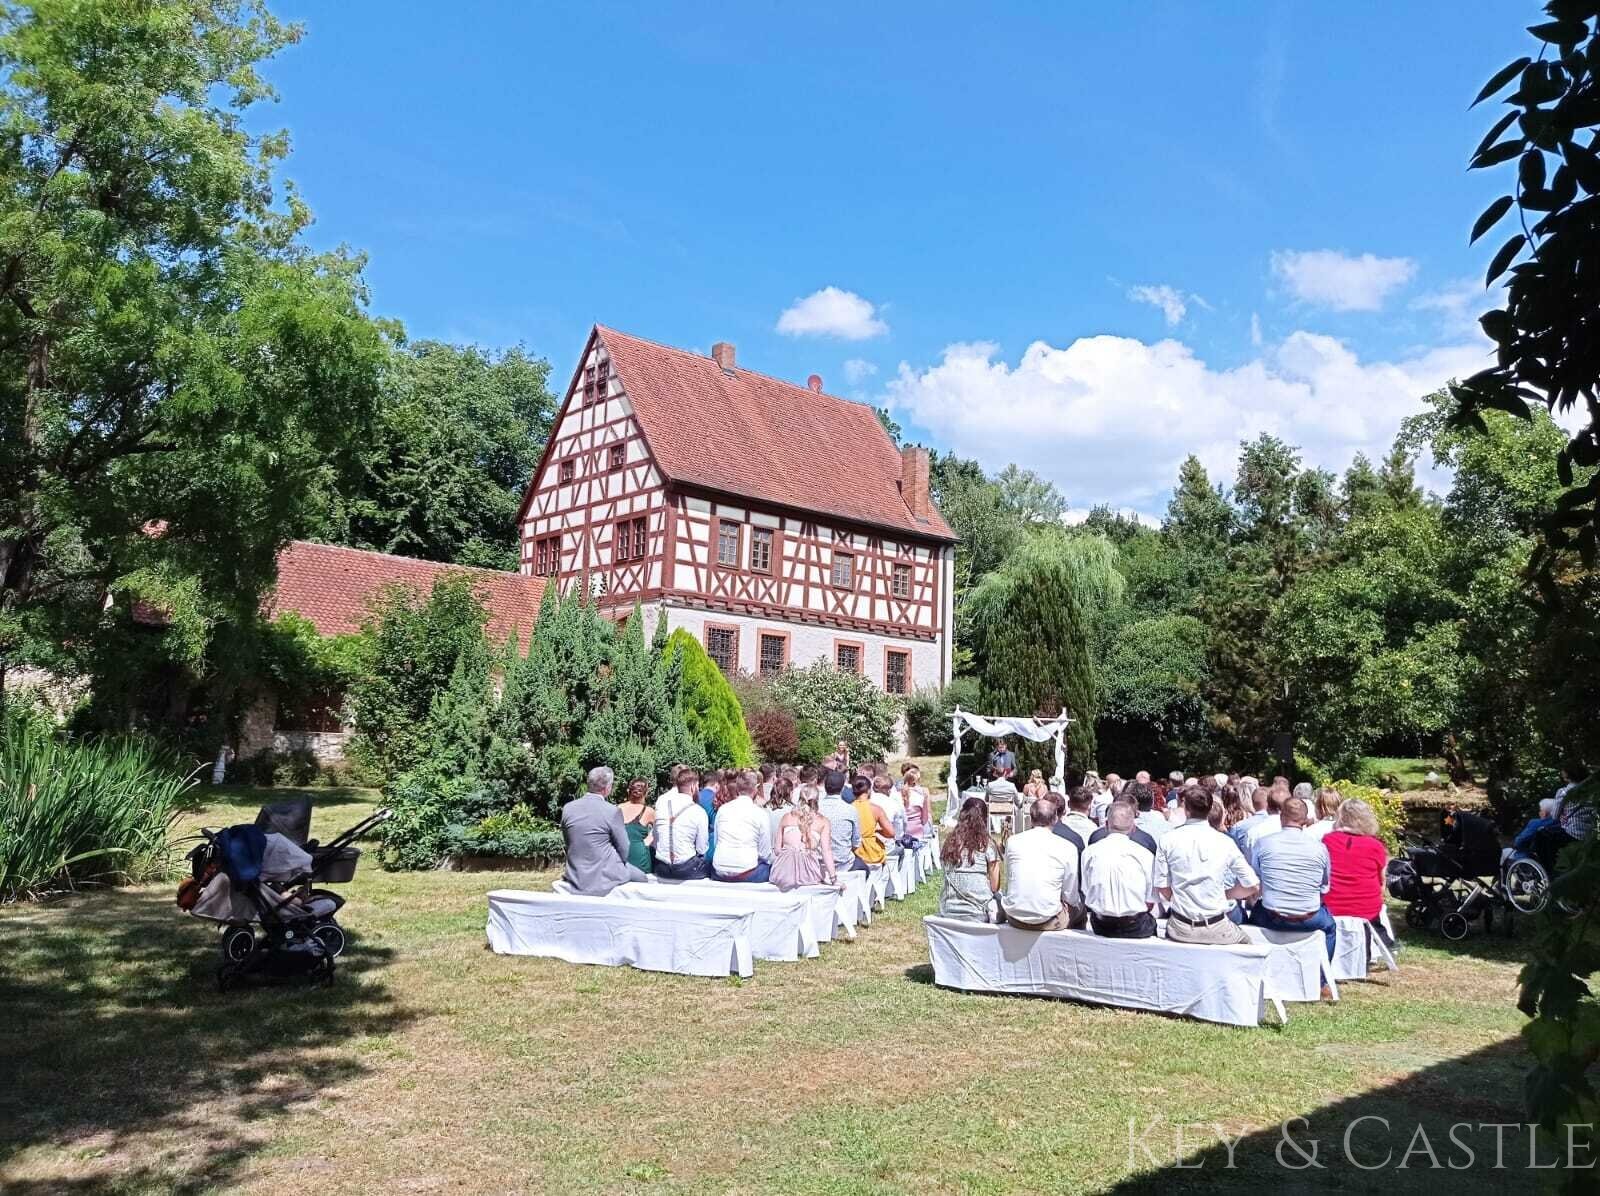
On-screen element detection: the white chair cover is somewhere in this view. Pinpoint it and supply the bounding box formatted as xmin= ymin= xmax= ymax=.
xmin=486 ymin=889 xmax=754 ymax=978
xmin=924 ymin=916 xmax=1284 ymax=1028
xmin=1331 ymin=915 xmax=1400 ymax=981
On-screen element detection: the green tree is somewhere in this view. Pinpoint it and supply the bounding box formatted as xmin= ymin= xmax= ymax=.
xmin=347 ymin=573 xmax=491 ymax=779
xmin=966 ymin=534 xmax=1099 ymax=768
xmin=662 ymin=628 xmax=755 ymax=767
xmin=335 ymin=341 xmax=556 ymax=571
xmin=0 ymin=0 xmax=389 ymax=698
xmin=1097 ymin=613 xmax=1211 ymax=771
xmin=577 ymin=607 xmax=696 ymax=789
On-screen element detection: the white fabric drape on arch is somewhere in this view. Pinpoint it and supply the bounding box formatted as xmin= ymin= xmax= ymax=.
xmin=945 ymin=706 xmax=1074 ymax=814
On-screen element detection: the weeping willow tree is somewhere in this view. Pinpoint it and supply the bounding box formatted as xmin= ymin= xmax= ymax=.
xmin=966 ymin=531 xmax=1105 ymax=771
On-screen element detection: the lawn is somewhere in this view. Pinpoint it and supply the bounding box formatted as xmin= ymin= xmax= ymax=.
xmin=0 ymin=786 xmax=1537 ymax=1194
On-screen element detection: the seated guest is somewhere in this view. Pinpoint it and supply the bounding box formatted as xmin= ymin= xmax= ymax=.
xmin=1167 ymin=772 xmax=1188 ymax=823
xmin=1081 ymin=804 xmax=1156 ymax=938
xmin=654 ymin=767 xmax=712 ymax=879
xmin=985 ymin=769 xmax=1023 ymax=835
xmin=770 ymin=790 xmax=837 ymax=891
xmin=939 ymin=796 xmax=1001 ymax=922
xmin=1304 ymin=787 xmax=1340 ymax=845
xmin=1001 ymin=798 xmax=1083 ymax=930
xmin=560 ymin=766 xmax=649 ymax=895
xmin=899 ymin=763 xmax=933 ymax=842
xmin=1060 ymin=786 xmax=1099 ymax=844
xmin=1022 ymin=769 xmax=1049 ymax=801
xmin=852 ymin=777 xmax=895 ymax=870
xmin=766 ymin=776 xmax=796 ymax=841
xmin=1513 ymin=797 xmax=1562 ymax=858
xmin=711 ymin=772 xmax=774 ymax=883
xmin=818 ymin=769 xmax=864 ymax=873
xmin=1044 ymin=793 xmax=1086 ymax=853
xmin=617 ymin=777 xmax=655 ymax=875
xmin=1089 ymin=777 xmax=1115 ymax=827
xmin=1323 ymin=798 xmax=1393 ymax=947
xmin=1248 ymin=795 xmax=1336 ymax=957
xmin=1126 ymin=782 xmax=1171 ymax=846
xmin=1235 ymin=787 xmax=1284 ymax=867
xmin=1154 ymin=786 xmax=1260 ymax=945
xmin=870 ymin=773 xmax=908 ymax=843
xmin=1531 ymin=766 xmax=1594 ymax=870
xmin=758 ymin=762 xmax=777 ymax=804
xmin=1088 ymin=796 xmax=1158 ymax=856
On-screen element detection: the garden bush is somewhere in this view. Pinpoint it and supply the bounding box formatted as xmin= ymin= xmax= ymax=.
xmin=1 ymin=715 xmax=194 ymax=900
xmin=767 ymin=662 xmax=901 ymax=763
xmin=442 ymin=804 xmax=564 ymax=863
xmin=378 ymin=772 xmax=507 ymax=870
xmin=663 ymin=629 xmax=755 ymax=767
xmin=904 ymin=676 xmax=981 ymax=755
xmin=748 ymin=707 xmax=799 ymax=763
xmin=1327 ymin=778 xmax=1407 ymax=853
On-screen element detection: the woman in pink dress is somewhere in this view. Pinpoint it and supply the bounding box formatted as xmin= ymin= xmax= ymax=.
xmin=899 ymin=763 xmax=934 ymax=841
xmin=770 ymin=790 xmax=838 ymax=891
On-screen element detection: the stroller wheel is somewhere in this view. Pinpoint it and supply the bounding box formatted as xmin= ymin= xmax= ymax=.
xmin=221 ymin=925 xmax=256 ymax=965
xmin=1440 ymin=911 xmax=1470 ymax=941
xmin=1404 ymin=903 xmax=1429 ymax=929
xmin=311 ymin=921 xmax=347 ymax=959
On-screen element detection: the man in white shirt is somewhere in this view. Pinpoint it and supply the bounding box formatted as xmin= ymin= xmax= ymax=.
xmin=1081 ymin=803 xmax=1156 ymax=938
xmin=985 ymin=772 xmax=1022 ymax=836
xmin=1089 ymin=778 xmax=1114 ymax=827
xmin=1000 ymin=799 xmax=1082 ymax=931
xmin=1128 ymin=782 xmax=1171 ymax=847
xmin=1060 ymin=786 xmax=1099 ymax=845
xmin=653 ymin=767 xmax=711 ymax=880
xmin=870 ymin=774 xmax=907 ymax=833
xmin=712 ymin=773 xmax=774 ymax=882
xmin=1155 ymin=786 xmax=1260 ymax=945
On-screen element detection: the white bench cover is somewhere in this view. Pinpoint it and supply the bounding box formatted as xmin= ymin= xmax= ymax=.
xmin=611 ymin=882 xmax=819 ymax=961
xmin=654 ymin=878 xmax=850 ymax=942
xmin=1240 ymin=925 xmax=1337 ymax=1002
xmin=487 ymin=889 xmax=754 ymax=978
xmin=924 ymin=916 xmax=1283 ymax=1028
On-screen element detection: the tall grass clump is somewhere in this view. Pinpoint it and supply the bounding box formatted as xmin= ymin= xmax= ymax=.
xmin=0 ymin=714 xmax=195 ymax=901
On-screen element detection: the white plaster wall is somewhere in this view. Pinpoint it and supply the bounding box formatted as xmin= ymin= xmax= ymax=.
xmin=659 ymin=603 xmax=940 ymax=692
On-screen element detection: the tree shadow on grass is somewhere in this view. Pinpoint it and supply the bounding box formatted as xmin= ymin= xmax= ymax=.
xmin=1105 ymin=1038 xmax=1543 ymax=1194
xmin=0 ymin=886 xmax=413 ymax=1193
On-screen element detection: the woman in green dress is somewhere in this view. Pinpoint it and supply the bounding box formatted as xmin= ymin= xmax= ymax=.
xmin=618 ymin=777 xmax=655 ymax=875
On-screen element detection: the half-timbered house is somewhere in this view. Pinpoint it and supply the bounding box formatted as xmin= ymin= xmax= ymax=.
xmin=515 ymin=327 xmax=957 ymax=695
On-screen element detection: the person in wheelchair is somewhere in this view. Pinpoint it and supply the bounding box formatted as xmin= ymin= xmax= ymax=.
xmin=1527 ymin=765 xmax=1593 ymax=873
xmin=1511 ymin=798 xmax=1561 ymax=862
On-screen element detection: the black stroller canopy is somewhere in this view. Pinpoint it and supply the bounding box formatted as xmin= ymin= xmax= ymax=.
xmin=255 ymin=797 xmax=312 ymax=847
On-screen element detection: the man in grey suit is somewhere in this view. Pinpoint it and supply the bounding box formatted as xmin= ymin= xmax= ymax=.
xmin=560 ymin=766 xmax=649 ymax=896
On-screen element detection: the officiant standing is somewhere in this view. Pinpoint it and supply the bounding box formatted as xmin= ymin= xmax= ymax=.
xmin=987 ymin=738 xmax=1017 ymax=779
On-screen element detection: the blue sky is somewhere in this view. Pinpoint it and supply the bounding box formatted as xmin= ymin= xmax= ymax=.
xmin=262 ymin=2 xmax=1522 ymax=517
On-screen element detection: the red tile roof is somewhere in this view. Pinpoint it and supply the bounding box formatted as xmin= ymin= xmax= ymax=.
xmin=265 ymin=541 xmax=544 ymax=641
xmin=596 ymin=327 xmax=956 ymax=542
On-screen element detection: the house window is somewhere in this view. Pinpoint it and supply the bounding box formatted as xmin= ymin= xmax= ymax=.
xmin=836 ymin=643 xmax=861 ymax=674
xmin=534 ymin=535 xmax=562 ymax=577
xmin=559 ymin=459 xmax=575 ymax=484
xmin=706 ymin=626 xmax=738 ymax=673
xmin=609 ymin=443 xmax=625 ymax=471
xmin=278 ymin=687 xmax=345 ymax=734
xmin=616 ymin=515 xmax=647 ymax=562
xmin=583 ymin=360 xmax=608 ymax=405
xmin=717 ymin=521 xmax=740 ymax=567
xmin=832 ymin=551 xmax=854 ymax=588
xmin=750 ymin=528 xmax=773 ymax=573
xmin=891 ymin=563 xmax=912 ymax=599
xmin=758 ymin=633 xmax=788 ymax=677
xmin=885 ymin=649 xmax=910 ymax=695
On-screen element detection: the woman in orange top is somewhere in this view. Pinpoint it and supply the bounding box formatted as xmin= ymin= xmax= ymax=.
xmin=851 ymin=776 xmax=893 ymax=867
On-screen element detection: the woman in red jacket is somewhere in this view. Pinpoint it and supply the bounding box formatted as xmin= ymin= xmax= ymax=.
xmin=1323 ymin=798 xmax=1393 ymax=946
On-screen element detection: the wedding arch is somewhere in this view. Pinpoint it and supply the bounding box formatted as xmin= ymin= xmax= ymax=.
xmin=945 ymin=706 xmax=1075 ymax=807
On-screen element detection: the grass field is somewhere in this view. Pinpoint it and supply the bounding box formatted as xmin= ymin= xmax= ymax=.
xmin=0 ymin=786 xmax=1539 ymax=1194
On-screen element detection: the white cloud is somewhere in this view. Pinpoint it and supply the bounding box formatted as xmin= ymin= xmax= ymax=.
xmin=1127 ymin=284 xmax=1194 ymax=327
xmin=1411 ymin=277 xmax=1484 ymax=337
xmin=842 ymin=358 xmax=878 ymax=385
xmin=1250 ymin=312 xmax=1264 ymax=347
xmin=883 ymin=330 xmax=1487 ymax=516
xmin=775 ymin=286 xmax=888 ymax=340
xmin=1271 ymin=249 xmax=1418 ymax=312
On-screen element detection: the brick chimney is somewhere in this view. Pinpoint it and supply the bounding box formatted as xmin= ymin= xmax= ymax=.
xmin=900 ymin=444 xmax=931 ymax=520
xmin=711 ymin=341 xmax=735 ymax=372
xmin=807 ymin=374 xmax=822 ymax=393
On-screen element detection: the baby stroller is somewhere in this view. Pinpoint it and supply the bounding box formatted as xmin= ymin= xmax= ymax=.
xmin=178 ymin=801 xmax=390 ymax=990
xmin=1386 ymin=809 xmax=1513 ymax=941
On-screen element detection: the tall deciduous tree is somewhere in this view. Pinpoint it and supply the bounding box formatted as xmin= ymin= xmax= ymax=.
xmin=0 ymin=0 xmax=389 ymax=693
xmin=334 ymin=341 xmax=556 ymax=571
xmin=967 ymin=534 xmax=1099 ymax=768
